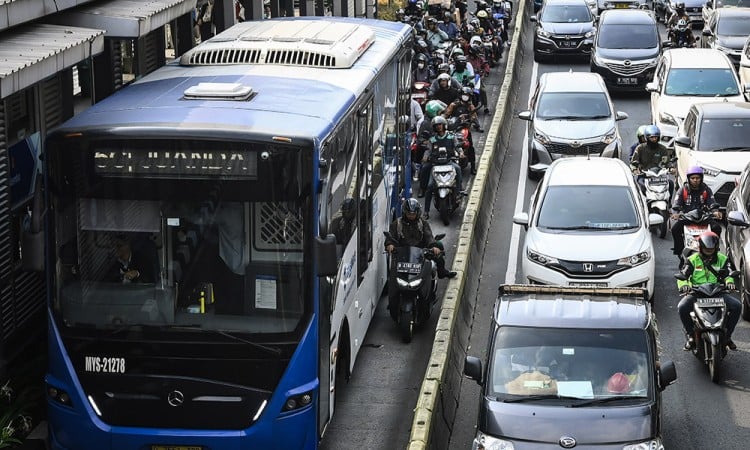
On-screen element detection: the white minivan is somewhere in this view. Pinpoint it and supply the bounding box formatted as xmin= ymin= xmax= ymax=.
xmin=513 ymin=158 xmax=663 ymax=300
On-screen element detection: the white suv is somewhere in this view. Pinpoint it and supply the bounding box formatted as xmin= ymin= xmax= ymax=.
xmin=513 ymin=158 xmax=663 ymax=300
xmin=646 ymin=48 xmax=746 ymax=143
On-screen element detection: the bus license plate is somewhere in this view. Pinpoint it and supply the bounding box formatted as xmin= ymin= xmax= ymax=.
xmin=617 ymin=77 xmax=638 ymax=85
xmin=152 ymin=446 xmax=202 ymax=450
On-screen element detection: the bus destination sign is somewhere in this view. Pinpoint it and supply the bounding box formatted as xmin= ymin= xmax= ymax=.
xmin=94 ymin=151 xmax=257 ymax=179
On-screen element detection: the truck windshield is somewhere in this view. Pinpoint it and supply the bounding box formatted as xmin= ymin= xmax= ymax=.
xmin=490 ymin=327 xmax=652 ymax=402
xmin=49 ymin=138 xmax=312 ymax=336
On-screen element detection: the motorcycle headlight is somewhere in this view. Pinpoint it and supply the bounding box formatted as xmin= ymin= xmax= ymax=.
xmin=658 ymin=111 xmax=678 ymax=127
xmin=527 ymin=248 xmax=559 ymax=266
xmin=701 ymin=164 xmax=722 ymax=178
xmin=617 ymin=251 xmax=651 ymax=267
xmin=536 ymin=28 xmax=551 ymax=38
xmin=601 ymin=129 xmax=617 ymax=145
xmin=473 ymin=431 xmax=515 ymax=450
xmin=622 ymin=438 xmax=664 ymax=450
xmin=533 ymin=129 xmax=551 ymax=145
xmin=397 ymin=278 xmax=423 ymax=288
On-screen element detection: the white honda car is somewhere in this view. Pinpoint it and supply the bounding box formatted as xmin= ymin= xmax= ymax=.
xmin=513 ymin=158 xmax=663 ymax=300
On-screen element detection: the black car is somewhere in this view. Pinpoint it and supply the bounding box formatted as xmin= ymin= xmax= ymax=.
xmin=701 ymin=8 xmax=750 ymax=68
xmin=725 ymin=161 xmax=750 ymax=320
xmin=590 ymin=9 xmax=660 ymax=90
xmin=531 ymin=0 xmax=596 ymax=63
xmin=464 ymin=285 xmax=677 ymax=449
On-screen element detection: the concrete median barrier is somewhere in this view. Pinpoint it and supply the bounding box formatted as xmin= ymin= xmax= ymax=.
xmin=407 ymin=2 xmax=530 ymax=449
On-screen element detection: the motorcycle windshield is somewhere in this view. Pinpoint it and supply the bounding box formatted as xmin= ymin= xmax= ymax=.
xmin=393 ymin=246 xmax=426 ymax=266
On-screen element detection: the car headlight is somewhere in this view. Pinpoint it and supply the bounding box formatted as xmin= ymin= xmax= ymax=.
xmin=623 ymin=438 xmax=664 ymax=450
xmin=658 ymin=111 xmax=678 ymax=127
xmin=473 ymin=431 xmax=515 ymax=450
xmin=601 ymin=129 xmax=617 ymax=145
xmin=396 ymin=278 xmax=423 ymax=288
xmin=536 ymin=28 xmax=551 ymax=38
xmin=701 ymin=164 xmax=722 ymax=177
xmin=584 ymin=30 xmax=595 ymax=39
xmin=527 ymin=248 xmax=559 ymax=266
xmin=533 ymin=130 xmax=551 ymax=145
xmin=617 ymin=251 xmax=651 ymax=267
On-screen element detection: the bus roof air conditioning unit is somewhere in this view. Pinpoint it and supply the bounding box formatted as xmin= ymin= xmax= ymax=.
xmin=180 ymin=20 xmax=375 ymax=69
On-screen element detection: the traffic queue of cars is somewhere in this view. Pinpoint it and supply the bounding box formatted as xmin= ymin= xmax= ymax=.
xmin=463 ymin=2 xmax=750 ymax=448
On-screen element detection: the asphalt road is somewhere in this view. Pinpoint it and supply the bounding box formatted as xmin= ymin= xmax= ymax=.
xmin=449 ymin=15 xmax=750 ymax=450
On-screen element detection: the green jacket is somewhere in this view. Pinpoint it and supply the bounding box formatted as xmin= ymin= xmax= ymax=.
xmin=677 ymin=252 xmax=735 ymax=289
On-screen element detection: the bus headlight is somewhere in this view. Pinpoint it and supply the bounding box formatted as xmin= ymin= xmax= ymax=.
xmin=282 ymin=391 xmax=314 ymax=412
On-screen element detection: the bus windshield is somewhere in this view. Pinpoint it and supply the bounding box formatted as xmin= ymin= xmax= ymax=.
xmin=50 ymin=138 xmax=312 ymax=336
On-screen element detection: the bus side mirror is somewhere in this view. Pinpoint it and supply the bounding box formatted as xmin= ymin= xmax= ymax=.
xmin=316 ymin=234 xmax=338 ymax=276
xmin=21 ymin=177 xmax=44 ymax=272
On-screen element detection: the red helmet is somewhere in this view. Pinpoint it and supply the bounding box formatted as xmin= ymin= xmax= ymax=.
xmin=607 ymin=372 xmax=631 ymax=394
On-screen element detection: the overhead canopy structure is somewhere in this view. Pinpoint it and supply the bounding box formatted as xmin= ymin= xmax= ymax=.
xmin=0 ymin=23 xmax=105 ymax=99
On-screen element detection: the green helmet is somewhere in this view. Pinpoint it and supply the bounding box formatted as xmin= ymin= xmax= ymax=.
xmin=425 ymin=100 xmax=447 ymax=119
xmin=636 ymin=125 xmax=649 ymax=142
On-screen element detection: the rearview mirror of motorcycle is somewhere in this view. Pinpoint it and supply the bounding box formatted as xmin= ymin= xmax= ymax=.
xmin=434 ymin=233 xmax=446 ymax=241
xmin=727 ymin=210 xmax=750 ymax=228
xmin=729 ymin=270 xmax=741 ymax=279
xmin=674 ymin=273 xmax=688 ymax=281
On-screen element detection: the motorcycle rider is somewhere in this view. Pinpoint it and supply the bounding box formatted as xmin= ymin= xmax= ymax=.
xmin=629 ymin=125 xmax=648 ymax=160
xmin=669 ymin=19 xmax=696 ymax=48
xmin=421 ymin=116 xmax=465 ymax=217
xmin=405 ymin=0 xmax=423 ymax=17
xmin=677 ymin=231 xmax=741 ymax=351
xmin=445 ymin=86 xmax=481 ymax=172
xmin=666 ymin=2 xmax=689 ymax=32
xmin=630 ymin=125 xmax=675 ymax=194
xmin=439 ymin=10 xmax=460 ymax=39
xmin=425 ymin=17 xmax=450 ymax=50
xmin=413 ymin=53 xmax=433 ymax=83
xmin=451 ymin=53 xmax=475 ymax=87
xmin=413 ymin=100 xmax=448 ymax=180
xmin=670 ymin=165 xmax=723 ymax=259
xmin=429 ymin=72 xmax=462 ymax=106
xmin=384 ymin=198 xmax=456 ymax=319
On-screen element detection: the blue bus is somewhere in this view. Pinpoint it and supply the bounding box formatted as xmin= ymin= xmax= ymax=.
xmin=33 ymin=17 xmax=413 ymax=450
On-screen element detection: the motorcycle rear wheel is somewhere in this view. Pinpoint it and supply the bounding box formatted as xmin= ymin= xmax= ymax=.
xmin=399 ymin=309 xmax=413 ymax=343
xmin=439 ymin=200 xmax=451 ymax=226
xmin=709 ymin=343 xmax=722 ymax=383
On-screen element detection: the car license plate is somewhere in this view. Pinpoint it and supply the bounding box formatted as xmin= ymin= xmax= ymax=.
xmin=616 ymin=77 xmax=638 ymax=85
xmin=614 ymin=3 xmax=630 ymax=8
xmin=696 ymin=297 xmax=725 ymax=307
xmin=569 ymin=282 xmax=608 ymax=288
xmin=152 ymin=447 xmax=202 ymax=450
xmin=558 ymin=40 xmax=575 ymax=48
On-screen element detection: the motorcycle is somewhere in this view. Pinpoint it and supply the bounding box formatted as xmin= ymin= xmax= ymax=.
xmin=429 ymin=147 xmax=464 ymax=225
xmin=411 ymin=81 xmax=430 ymax=109
xmin=642 ymin=165 xmax=673 ymax=238
xmin=384 ymin=231 xmax=445 ymax=343
xmin=673 ymin=205 xmax=720 ymax=267
xmin=447 ymin=114 xmax=475 ymax=171
xmin=674 ymin=271 xmax=739 ymax=382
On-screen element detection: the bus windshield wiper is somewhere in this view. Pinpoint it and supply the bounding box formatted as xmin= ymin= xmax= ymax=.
xmin=203 ymin=328 xmax=282 ymax=356
xmin=502 ymin=394 xmax=585 ymax=403
xmin=569 ymin=395 xmax=642 ymax=407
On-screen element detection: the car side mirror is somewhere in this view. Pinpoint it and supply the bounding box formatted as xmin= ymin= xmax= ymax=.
xmin=674 ymin=135 xmax=692 ymax=148
xmin=658 ymin=360 xmax=677 ymax=391
xmin=530 ymin=15 xmax=538 ymax=22
xmin=512 ymin=212 xmax=529 ymax=229
xmin=517 ymin=110 xmax=532 ymax=121
xmin=702 ymin=29 xmax=713 ymax=37
xmin=616 ymin=111 xmax=628 ymax=121
xmin=727 ymin=210 xmax=750 ymax=227
xmin=645 ymin=82 xmax=658 ymax=93
xmin=315 ymin=234 xmax=338 ymax=276
xmin=744 ymin=83 xmax=750 ymax=93
xmin=662 ymin=40 xmax=674 ymax=48
xmin=464 ymin=356 xmax=484 ymax=385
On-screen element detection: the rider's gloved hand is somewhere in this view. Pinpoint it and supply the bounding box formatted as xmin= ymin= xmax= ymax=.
xmin=386 ymin=244 xmax=395 ymax=253
xmin=432 ymin=246 xmax=441 ymax=256
xmin=727 ymin=282 xmax=736 ymax=291
xmin=679 ymin=285 xmax=690 ymax=294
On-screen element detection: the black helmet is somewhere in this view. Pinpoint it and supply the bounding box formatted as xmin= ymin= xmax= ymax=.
xmin=428 ymin=17 xmax=438 ymax=26
xmin=675 ymin=2 xmax=685 ymax=11
xmin=437 ymin=62 xmax=451 ymax=74
xmin=416 ymin=53 xmax=428 ymax=64
xmin=432 ymin=115 xmax=448 ymax=130
xmin=454 ymin=54 xmax=468 ymax=71
xmin=341 ymin=198 xmax=356 ymax=220
xmin=403 ymin=198 xmax=422 ymax=217
xmin=698 ymin=231 xmax=720 ymax=258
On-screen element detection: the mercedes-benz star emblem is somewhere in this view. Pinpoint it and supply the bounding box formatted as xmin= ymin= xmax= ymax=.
xmin=559 ymin=436 xmax=577 ymax=448
xmin=167 ymin=390 xmax=185 ymax=407
xmin=583 ymin=263 xmax=594 ymax=272
xmin=623 ymin=59 xmax=632 ymax=66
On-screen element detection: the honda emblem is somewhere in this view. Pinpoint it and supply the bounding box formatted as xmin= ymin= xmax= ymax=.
xmin=582 ymin=263 xmax=594 ymax=272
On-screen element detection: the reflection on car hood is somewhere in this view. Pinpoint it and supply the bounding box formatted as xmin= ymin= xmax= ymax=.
xmin=685 ymin=152 xmax=750 ymax=174
xmin=526 ymin=226 xmax=648 ymax=261
xmin=595 ymin=47 xmax=659 ymax=61
xmin=540 ymin=22 xmax=594 ymax=35
xmin=535 ymin=119 xmax=614 ymax=140
xmin=483 ymin=401 xmax=654 ymax=444
xmin=657 ymin=95 xmax=744 ymax=123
